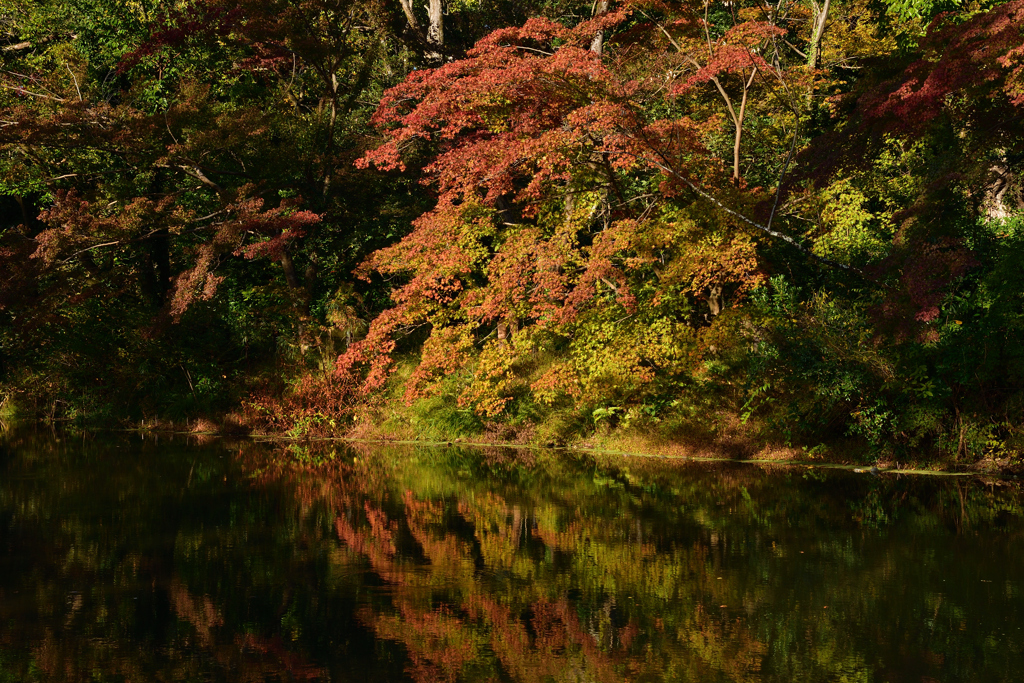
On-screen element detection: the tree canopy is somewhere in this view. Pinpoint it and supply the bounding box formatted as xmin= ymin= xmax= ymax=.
xmin=2 ymin=0 xmax=1023 ymax=461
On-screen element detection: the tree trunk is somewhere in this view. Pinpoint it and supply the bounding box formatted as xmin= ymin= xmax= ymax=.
xmin=426 ymin=0 xmax=444 ymax=61
xmin=323 ymin=72 xmax=339 ymax=199
xmin=139 ymin=251 xmax=160 ymax=305
xmin=399 ymin=0 xmax=444 ymax=63
xmin=706 ymin=285 xmax=724 ymax=318
xmin=805 ymin=0 xmax=831 ymax=109
xmin=590 ymin=0 xmax=611 ymax=55
xmin=398 ymin=0 xmax=419 ymax=31
xmin=13 ymin=195 xmax=31 ymax=226
xmin=807 ymin=0 xmax=831 ymax=70
xmin=153 ymin=229 xmax=171 ymax=297
xmin=713 ymin=66 xmax=757 ymax=183
xmin=280 ymin=252 xmax=302 ymax=291
xmin=983 ymin=162 xmax=1022 ymax=220
xmin=304 ymin=259 xmax=318 ymax=301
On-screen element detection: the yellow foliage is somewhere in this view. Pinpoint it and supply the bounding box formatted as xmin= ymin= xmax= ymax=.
xmin=813 ymin=178 xmax=892 ymax=263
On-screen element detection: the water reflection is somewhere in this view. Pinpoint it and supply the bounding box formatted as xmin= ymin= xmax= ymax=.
xmin=1 ymin=431 xmax=1023 ymax=681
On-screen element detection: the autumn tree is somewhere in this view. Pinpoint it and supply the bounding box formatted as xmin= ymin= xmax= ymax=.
xmin=342 ymin=6 xmax=803 ymax=417
xmin=0 ymin=0 xmax=422 ymax=417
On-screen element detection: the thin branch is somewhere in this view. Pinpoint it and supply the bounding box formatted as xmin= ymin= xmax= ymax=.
xmin=703 ymin=5 xmax=713 ymax=52
xmin=164 ymin=110 xmax=180 ymax=145
xmin=744 ymin=65 xmax=758 ymax=91
xmin=57 ymin=209 xmax=230 ymax=265
xmin=653 ymin=19 xmax=683 ymax=52
xmin=783 ymin=39 xmax=807 ymax=59
xmin=709 ymin=75 xmax=739 ymax=127
xmin=156 ymin=164 xmax=223 ymax=193
xmin=515 ymin=45 xmax=555 ymax=57
xmin=627 ymin=116 xmax=870 ymax=279
xmin=192 ymin=209 xmax=228 ymax=223
xmin=65 ymin=63 xmax=82 ymax=101
xmin=66 ymin=240 xmax=123 ymax=259
xmin=766 ymin=118 xmax=799 ymax=233
xmin=184 ymin=166 xmax=222 ymax=192
xmin=0 ymin=83 xmax=65 ymax=102
xmin=2 ymin=41 xmax=32 ymax=52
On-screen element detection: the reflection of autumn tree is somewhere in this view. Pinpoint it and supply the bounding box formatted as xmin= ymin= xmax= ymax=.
xmin=323 ymin=452 xmax=771 ymax=682
xmin=6 ymin=435 xmax=1024 ymax=681
xmin=168 ymin=577 xmax=326 ymax=682
xmin=277 ymin=442 xmax=1024 ymax=683
xmin=335 ymin=493 xmax=641 ymax=682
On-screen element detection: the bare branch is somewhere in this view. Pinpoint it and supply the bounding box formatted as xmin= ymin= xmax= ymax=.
xmin=0 ymin=83 xmax=65 ymax=102
xmin=766 ymin=120 xmax=799 ymax=233
xmin=1 ymin=40 xmax=32 ymax=52
xmin=156 ymin=164 xmax=224 ymax=194
xmin=65 ymin=63 xmax=82 ymax=102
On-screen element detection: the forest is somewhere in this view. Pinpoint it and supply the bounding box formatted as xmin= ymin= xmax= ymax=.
xmin=1 ymin=0 xmax=1023 ymax=465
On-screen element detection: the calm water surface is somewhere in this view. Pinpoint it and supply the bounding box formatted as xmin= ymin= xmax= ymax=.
xmin=1 ymin=430 xmax=1023 ymax=682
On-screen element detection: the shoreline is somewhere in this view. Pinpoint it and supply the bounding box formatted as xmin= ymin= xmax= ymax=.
xmin=116 ymin=423 xmax=1012 ymax=479
xmin=7 ymin=416 xmax=1016 ymax=478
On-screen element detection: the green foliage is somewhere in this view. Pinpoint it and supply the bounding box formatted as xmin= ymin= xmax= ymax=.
xmin=0 ymin=0 xmax=431 ymax=423
xmin=746 ymin=276 xmax=902 ymax=448
xmin=881 ymin=0 xmax=965 ymax=22
xmin=1 ymin=0 xmax=1023 ymax=461
xmin=409 ymin=387 xmax=486 ymax=441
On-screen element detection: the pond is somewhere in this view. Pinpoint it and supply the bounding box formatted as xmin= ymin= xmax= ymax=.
xmin=1 ymin=430 xmax=1023 ymax=682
